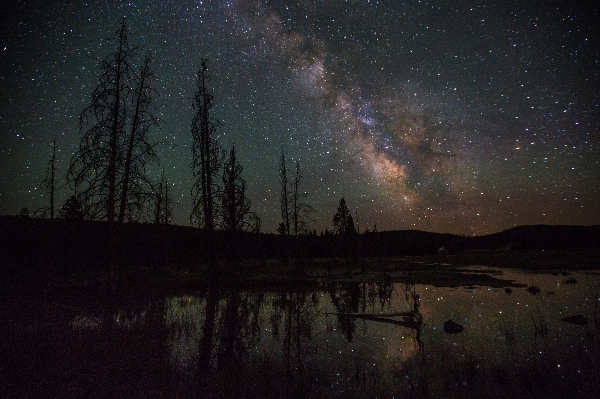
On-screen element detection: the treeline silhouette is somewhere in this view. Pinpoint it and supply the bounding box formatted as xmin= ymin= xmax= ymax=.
xmin=1 ymin=215 xmax=598 ymax=274
xmin=13 ymin=22 xmax=599 ymax=280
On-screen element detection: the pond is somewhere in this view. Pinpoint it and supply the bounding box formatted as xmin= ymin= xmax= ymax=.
xmin=3 ymin=265 xmax=600 ymax=398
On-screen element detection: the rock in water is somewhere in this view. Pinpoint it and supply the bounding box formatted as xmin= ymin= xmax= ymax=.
xmin=444 ymin=320 xmax=464 ymax=334
xmin=561 ymin=315 xmax=588 ymax=325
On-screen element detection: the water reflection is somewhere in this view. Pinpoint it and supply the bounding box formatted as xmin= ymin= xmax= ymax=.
xmin=155 ymin=279 xmax=428 ymax=397
xmin=328 ymin=281 xmax=424 ymax=349
xmin=9 ymin=267 xmax=599 ymax=398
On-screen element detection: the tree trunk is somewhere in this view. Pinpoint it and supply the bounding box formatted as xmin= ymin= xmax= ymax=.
xmin=107 ymin=22 xmax=128 ymax=223
xmin=119 ymin=57 xmax=149 ymax=223
xmin=50 ymin=138 xmax=56 ymax=220
xmin=198 ymin=285 xmax=218 ymax=394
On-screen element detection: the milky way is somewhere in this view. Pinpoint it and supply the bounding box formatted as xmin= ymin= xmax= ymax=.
xmin=0 ymin=0 xmax=598 ymax=234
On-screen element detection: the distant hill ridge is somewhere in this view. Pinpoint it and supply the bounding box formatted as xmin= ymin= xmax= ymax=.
xmin=359 ymin=224 xmax=599 ymax=255
xmin=470 ymin=224 xmax=600 ymax=250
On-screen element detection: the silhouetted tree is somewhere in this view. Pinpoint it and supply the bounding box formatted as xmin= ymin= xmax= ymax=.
xmin=332 ymin=197 xmax=356 ymax=235
xmin=218 ymin=146 xmax=259 ymax=268
xmin=66 ymin=21 xmax=161 ymax=292
xmin=291 ymin=160 xmax=313 ymax=237
xmin=18 ymin=208 xmax=29 ymax=218
xmin=37 ymin=137 xmax=57 ymax=219
xmin=279 ymin=149 xmax=313 ymax=261
xmin=332 ymin=197 xmax=357 ymax=262
xmin=67 ymin=21 xmax=132 ymax=222
xmin=218 ymin=146 xmax=255 ymax=232
xmin=67 ymin=20 xmax=160 ymax=223
xmin=290 ymin=160 xmax=314 ymax=264
xmin=278 ymin=149 xmax=292 ymax=263
xmin=191 ymin=59 xmax=223 ymax=281
xmin=117 ymin=52 xmax=161 ymax=223
xmin=251 ymin=214 xmax=261 ymax=233
xmin=154 ymin=169 xmax=173 ymax=224
xmin=191 ymin=59 xmax=222 ymax=230
xmin=59 ymin=195 xmax=85 ymax=220
xmin=277 ymin=222 xmax=287 ymax=235
xmin=279 ymin=148 xmax=291 ymax=235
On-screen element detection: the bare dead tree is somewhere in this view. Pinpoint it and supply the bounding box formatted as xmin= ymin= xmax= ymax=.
xmin=66 ymin=21 xmax=161 ymax=293
xmin=154 ymin=168 xmax=173 ymax=225
xmin=280 ymin=150 xmax=313 ymax=262
xmin=190 ymin=58 xmax=224 ymax=287
xmin=154 ymin=177 xmax=163 ymax=224
xmin=67 ymin=20 xmax=132 ymax=221
xmin=163 ymin=175 xmax=172 ymax=224
xmin=279 ymin=148 xmax=292 ymax=264
xmin=67 ymin=20 xmax=160 ymax=223
xmin=191 ymin=59 xmax=222 ymax=230
xmin=118 ymin=52 xmax=161 ymax=223
xmin=38 ymin=137 xmax=57 ymax=219
xmin=291 ymin=159 xmax=314 ymax=266
xmin=279 ymin=147 xmax=291 ymax=237
xmin=291 ymin=160 xmax=314 ymax=237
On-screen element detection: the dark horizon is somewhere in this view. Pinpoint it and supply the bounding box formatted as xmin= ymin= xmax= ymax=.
xmin=3 ymin=210 xmax=599 ymax=238
xmin=2 ymin=215 xmax=597 ymax=262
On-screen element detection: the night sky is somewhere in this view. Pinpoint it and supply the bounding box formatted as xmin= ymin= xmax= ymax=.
xmin=1 ymin=0 xmax=598 ymax=235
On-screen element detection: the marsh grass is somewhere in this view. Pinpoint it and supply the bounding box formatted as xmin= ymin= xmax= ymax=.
xmin=1 ymin=314 xmax=176 ymax=398
xmin=530 ymin=310 xmax=549 ymax=341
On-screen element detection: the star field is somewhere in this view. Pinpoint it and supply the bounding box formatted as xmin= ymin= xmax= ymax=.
xmin=0 ymin=0 xmax=598 ymax=235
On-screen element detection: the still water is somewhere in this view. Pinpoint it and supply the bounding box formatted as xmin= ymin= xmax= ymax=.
xmin=5 ymin=266 xmax=600 ymax=398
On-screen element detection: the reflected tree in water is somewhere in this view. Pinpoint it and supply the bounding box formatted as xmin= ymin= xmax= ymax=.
xmin=196 ymin=284 xmax=265 ymax=397
xmin=197 ymin=285 xmax=219 ymax=394
xmin=216 ymin=288 xmax=263 ymax=367
xmin=327 ymin=281 xmax=361 ymax=342
xmin=328 ymin=281 xmax=424 ymax=350
xmin=268 ymin=290 xmax=320 ymax=397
